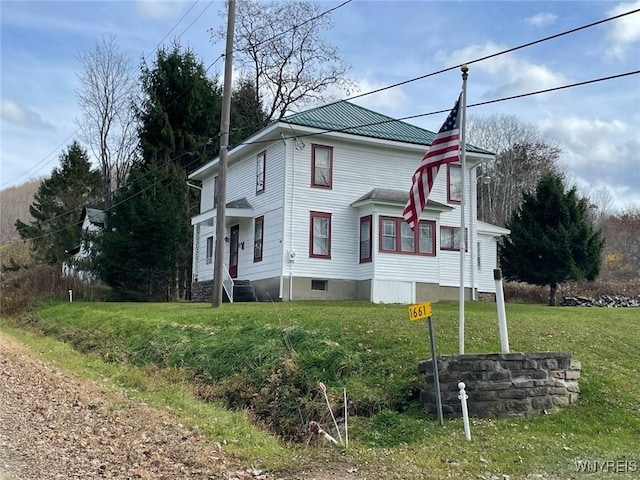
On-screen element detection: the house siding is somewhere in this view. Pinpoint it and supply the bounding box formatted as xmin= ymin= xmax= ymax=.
xmin=190 ymin=109 xmax=507 ymax=304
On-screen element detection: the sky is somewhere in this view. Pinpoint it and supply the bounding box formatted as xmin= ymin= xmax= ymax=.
xmin=1 ymin=0 xmax=639 ymax=210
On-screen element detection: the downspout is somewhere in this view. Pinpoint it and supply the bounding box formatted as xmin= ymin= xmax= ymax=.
xmin=288 ymin=136 xmax=296 ymax=302
xmin=279 ymin=133 xmax=288 ymax=300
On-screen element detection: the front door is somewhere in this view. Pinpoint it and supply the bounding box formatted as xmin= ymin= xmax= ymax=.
xmin=229 ymin=224 xmax=239 ymax=278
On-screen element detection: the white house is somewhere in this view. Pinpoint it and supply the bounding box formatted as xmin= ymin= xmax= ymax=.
xmin=189 ymin=101 xmax=509 ymax=303
xmin=62 ymin=206 xmax=105 ymax=281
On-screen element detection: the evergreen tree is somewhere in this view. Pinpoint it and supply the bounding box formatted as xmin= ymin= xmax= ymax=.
xmin=93 ymin=162 xmax=188 ymax=301
xmin=137 ymin=43 xmax=223 ymax=171
xmin=230 ymin=77 xmax=266 ymax=147
xmin=15 ymin=141 xmax=102 ymax=266
xmin=499 ymin=174 xmax=604 ymax=305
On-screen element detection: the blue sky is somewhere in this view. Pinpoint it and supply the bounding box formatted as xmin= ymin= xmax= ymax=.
xmin=1 ymin=0 xmax=639 ymax=209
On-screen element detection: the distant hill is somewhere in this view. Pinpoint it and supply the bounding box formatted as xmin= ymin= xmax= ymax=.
xmin=1 ymin=179 xmax=42 ymax=245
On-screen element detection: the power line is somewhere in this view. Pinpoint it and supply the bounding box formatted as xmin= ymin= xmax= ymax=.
xmin=19 ymin=69 xmax=640 ymax=243
xmin=17 ymin=152 xmax=207 ymax=243
xmin=236 ymin=70 xmax=640 ymax=146
xmin=334 ymin=7 xmax=640 ymax=107
xmin=1 ymin=1 xmax=207 ymax=189
xmin=178 ymin=1 xmax=215 ymax=40
xmin=156 ymin=0 xmax=200 ymax=49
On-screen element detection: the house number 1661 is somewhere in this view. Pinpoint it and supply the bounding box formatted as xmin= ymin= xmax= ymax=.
xmin=408 ymin=302 xmax=432 ymax=321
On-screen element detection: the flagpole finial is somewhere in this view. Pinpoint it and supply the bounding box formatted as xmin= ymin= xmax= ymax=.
xmin=461 ymin=64 xmax=469 ymax=80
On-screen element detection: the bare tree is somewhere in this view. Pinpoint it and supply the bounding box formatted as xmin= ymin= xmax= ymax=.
xmin=76 ymin=35 xmax=138 ymax=209
xmin=601 ymin=204 xmax=640 ymax=281
xmin=467 ymin=114 xmax=562 ymax=226
xmin=211 ymin=0 xmax=353 ymax=122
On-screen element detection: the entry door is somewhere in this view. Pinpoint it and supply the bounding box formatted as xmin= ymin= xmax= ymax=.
xmin=229 ymin=224 xmax=239 ymax=278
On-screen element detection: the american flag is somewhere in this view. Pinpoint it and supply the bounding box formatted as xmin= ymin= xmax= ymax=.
xmin=403 ymin=95 xmax=462 ymax=231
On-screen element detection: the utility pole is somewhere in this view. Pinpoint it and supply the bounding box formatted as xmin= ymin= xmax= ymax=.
xmin=212 ymin=0 xmax=235 ymax=307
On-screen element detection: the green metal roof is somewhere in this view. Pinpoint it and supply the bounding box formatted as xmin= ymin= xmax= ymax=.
xmin=282 ymin=101 xmax=493 ymax=155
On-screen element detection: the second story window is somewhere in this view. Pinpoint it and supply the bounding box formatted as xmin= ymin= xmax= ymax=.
xmin=448 ymin=164 xmax=462 ymax=204
xmin=311 ymin=144 xmax=333 ymax=189
xmin=256 ymin=151 xmax=266 ymax=194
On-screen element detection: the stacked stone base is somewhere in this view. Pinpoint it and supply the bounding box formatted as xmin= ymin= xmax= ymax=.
xmin=418 ymin=352 xmax=581 ymax=418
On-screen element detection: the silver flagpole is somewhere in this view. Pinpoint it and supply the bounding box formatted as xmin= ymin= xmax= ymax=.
xmin=459 ymin=65 xmax=469 ymax=354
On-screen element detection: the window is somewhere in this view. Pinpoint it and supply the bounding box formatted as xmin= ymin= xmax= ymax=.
xmin=448 ymin=164 xmax=462 ymax=203
xmin=311 ymin=144 xmax=333 ymax=188
xmin=310 ymin=211 xmax=331 ymax=258
xmin=253 ymin=216 xmax=264 ymax=262
xmin=311 ymin=279 xmax=328 ymax=291
xmin=359 ymin=215 xmax=372 ymax=263
xmin=206 ymin=236 xmax=214 ymax=264
xmin=379 ymin=217 xmax=435 ymax=255
xmin=440 ymin=226 xmax=468 ymax=251
xmin=213 ymin=175 xmax=219 ymax=208
xmin=256 ymin=151 xmax=266 ymax=194
xmin=477 ymin=241 xmax=482 ymax=271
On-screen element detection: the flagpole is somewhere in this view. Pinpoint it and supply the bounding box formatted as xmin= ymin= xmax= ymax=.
xmin=459 ymin=65 xmax=469 ymax=355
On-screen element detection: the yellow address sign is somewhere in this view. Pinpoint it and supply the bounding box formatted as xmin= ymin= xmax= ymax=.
xmin=408 ymin=301 xmax=432 ymax=321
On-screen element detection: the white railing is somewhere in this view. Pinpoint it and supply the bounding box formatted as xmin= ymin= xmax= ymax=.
xmin=223 ymin=264 xmax=234 ymax=303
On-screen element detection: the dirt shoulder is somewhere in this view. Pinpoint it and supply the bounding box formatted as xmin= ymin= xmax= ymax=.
xmin=0 ymin=331 xmax=363 ymax=480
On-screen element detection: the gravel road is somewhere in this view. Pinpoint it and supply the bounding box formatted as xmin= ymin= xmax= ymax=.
xmin=0 ymin=332 xmax=359 ymax=480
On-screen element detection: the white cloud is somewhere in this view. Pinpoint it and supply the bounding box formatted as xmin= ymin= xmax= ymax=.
xmin=347 ymin=78 xmax=410 ymax=113
xmin=135 ymin=0 xmax=188 ymax=19
xmin=605 ymin=0 xmax=640 ymax=60
xmin=539 ymin=115 xmax=640 ymax=208
xmin=0 ymin=99 xmax=55 ymax=131
xmin=438 ymin=42 xmax=567 ymax=99
xmin=523 ymin=12 xmax=557 ymax=28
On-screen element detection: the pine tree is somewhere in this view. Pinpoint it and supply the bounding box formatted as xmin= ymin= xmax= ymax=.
xmin=15 ymin=141 xmax=102 ymax=266
xmin=499 ymin=174 xmax=604 ymax=305
xmin=93 ymin=162 xmax=188 ymax=301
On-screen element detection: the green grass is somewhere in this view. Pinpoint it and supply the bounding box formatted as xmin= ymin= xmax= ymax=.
xmin=2 ymin=300 xmax=639 ymax=479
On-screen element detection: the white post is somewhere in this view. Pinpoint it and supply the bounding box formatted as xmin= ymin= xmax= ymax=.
xmin=458 ymin=382 xmax=472 ymax=441
xmin=68 ymin=289 xmax=73 ymax=303
xmin=458 ymin=65 xmax=469 ymax=355
xmin=494 ymin=268 xmax=510 ymax=353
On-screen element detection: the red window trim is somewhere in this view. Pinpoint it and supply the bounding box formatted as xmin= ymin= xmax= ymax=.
xmin=311 ymin=144 xmax=333 ymax=189
xmin=359 ymin=215 xmax=372 ymax=263
xmin=440 ymin=225 xmax=468 ymax=252
xmin=378 ymin=216 xmax=436 ymax=256
xmin=447 ymin=163 xmax=461 ymax=204
xmin=256 ymin=151 xmax=266 ymax=194
xmin=309 ymin=211 xmax=331 ymax=259
xmin=253 ymin=216 xmax=264 ymax=262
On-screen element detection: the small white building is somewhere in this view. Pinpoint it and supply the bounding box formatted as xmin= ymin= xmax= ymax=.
xmin=189 ymin=101 xmax=509 ymax=303
xmin=62 ymin=206 xmax=106 ymax=281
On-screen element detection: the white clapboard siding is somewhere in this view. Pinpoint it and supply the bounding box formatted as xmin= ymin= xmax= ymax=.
xmin=371 ymin=280 xmax=415 ymax=304
xmin=194 ymin=140 xmax=287 ymax=282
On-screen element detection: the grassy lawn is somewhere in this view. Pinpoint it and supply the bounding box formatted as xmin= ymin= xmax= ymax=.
xmin=2 ymin=300 xmax=639 ymax=479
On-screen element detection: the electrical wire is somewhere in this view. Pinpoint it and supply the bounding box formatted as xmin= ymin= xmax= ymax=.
xmin=4 ymin=4 xmax=637 ymax=194
xmin=325 ymin=7 xmax=640 ymax=108
xmin=235 ymin=70 xmax=640 ymax=146
xmin=19 ymin=68 xmax=640 ymax=243
xmin=177 ymin=1 xmax=215 ymax=40
xmin=156 ymin=0 xmax=200 ymax=50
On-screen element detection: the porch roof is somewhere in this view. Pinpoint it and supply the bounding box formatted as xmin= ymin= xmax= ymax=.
xmin=191 ymin=197 xmax=254 ymax=227
xmin=350 ymin=188 xmax=453 ymax=212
